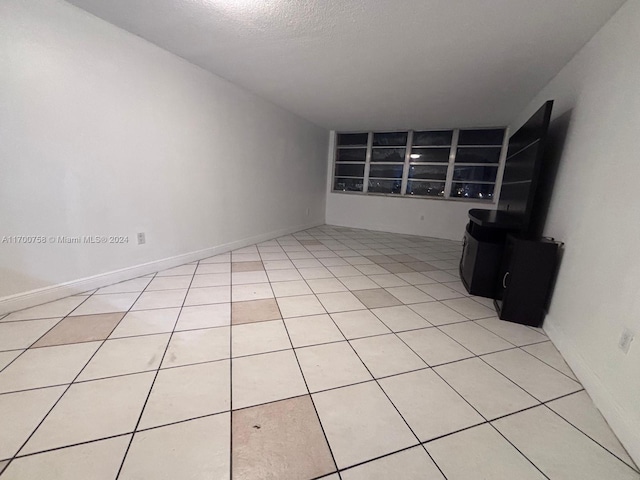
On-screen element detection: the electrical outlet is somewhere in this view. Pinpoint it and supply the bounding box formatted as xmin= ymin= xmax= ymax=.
xmin=619 ymin=328 xmax=634 ymax=354
xmin=420 ymin=215 xmax=425 ymax=221
xmin=137 ymin=232 xmax=146 ymax=245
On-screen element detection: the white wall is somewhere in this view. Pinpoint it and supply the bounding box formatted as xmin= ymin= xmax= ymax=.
xmin=0 ymin=0 xmax=328 ymax=308
xmin=325 ymin=132 xmax=493 ymax=240
xmin=511 ymin=0 xmax=640 ymax=463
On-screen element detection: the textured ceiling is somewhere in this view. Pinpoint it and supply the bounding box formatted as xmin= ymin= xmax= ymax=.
xmin=66 ymin=0 xmax=624 ymax=130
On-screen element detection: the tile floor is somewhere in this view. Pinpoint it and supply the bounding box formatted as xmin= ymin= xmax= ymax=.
xmin=0 ymin=226 xmax=637 ymax=479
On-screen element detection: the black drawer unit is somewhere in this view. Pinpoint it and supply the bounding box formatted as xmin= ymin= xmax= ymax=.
xmin=460 ymin=223 xmax=505 ymax=298
xmin=494 ymin=235 xmax=560 ymax=327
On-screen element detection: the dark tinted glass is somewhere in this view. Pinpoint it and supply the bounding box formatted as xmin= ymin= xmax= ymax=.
xmin=409 ymin=165 xmax=448 ymax=180
xmin=336 ymin=148 xmax=367 ymax=161
xmin=371 ymin=148 xmax=405 ymax=162
xmin=368 ymin=179 xmax=402 ymax=194
xmin=453 ymin=166 xmax=498 ymax=182
xmin=337 ymin=133 xmax=368 ymax=146
xmin=450 ymin=182 xmax=495 ymax=199
xmin=333 ymin=177 xmax=364 ymax=192
xmin=373 ymin=132 xmax=408 ymax=146
xmin=410 ymin=147 xmax=450 ymax=163
xmin=334 ymin=164 xmax=365 ymax=177
xmin=412 ymin=130 xmax=453 ymax=146
xmin=455 ymin=147 xmax=501 ymax=164
xmin=407 ymin=181 xmax=445 ymax=197
xmin=369 ymin=164 xmax=404 ymax=179
xmin=458 ymin=129 xmax=505 ymax=146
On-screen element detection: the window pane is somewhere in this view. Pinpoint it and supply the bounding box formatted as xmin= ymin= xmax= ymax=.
xmin=409 ymin=165 xmax=448 ymax=180
xmin=407 ymin=181 xmax=445 ymax=197
xmin=453 ymin=166 xmax=498 ymax=182
xmin=409 ymin=147 xmax=450 ymax=163
xmin=373 ymin=132 xmax=408 ymax=147
xmin=336 ymin=148 xmax=367 ymax=161
xmin=455 ymin=147 xmax=501 ymax=164
xmin=335 ymin=163 xmax=365 ymax=177
xmin=458 ymin=129 xmax=505 ymax=145
xmin=413 ymin=130 xmax=453 ymax=146
xmin=368 ymin=179 xmax=402 ymax=194
xmin=333 ymin=177 xmax=363 ymax=192
xmin=450 ymin=182 xmax=495 ymax=199
xmin=337 ymin=133 xmax=368 ymax=146
xmin=371 ymin=148 xmax=405 ymax=162
xmin=369 ymin=164 xmax=404 ymax=179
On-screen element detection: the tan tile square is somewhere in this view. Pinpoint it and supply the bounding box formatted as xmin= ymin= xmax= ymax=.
xmin=232 ymin=299 xmax=281 ymax=325
xmin=233 ymin=396 xmax=335 ymax=480
xmin=120 ymin=414 xmax=230 ymax=480
xmin=232 ymin=261 xmax=264 ymax=272
xmin=232 ymin=350 xmax=307 ymax=409
xmin=2 ymin=436 xmax=131 ymax=480
xmin=0 ymin=318 xmax=60 ymax=351
xmin=22 ymin=372 xmax=155 ymax=455
xmin=352 ymin=289 xmax=402 ymax=309
xmin=139 ymin=360 xmax=230 ymax=429
xmin=32 ymin=313 xmax=124 ymax=348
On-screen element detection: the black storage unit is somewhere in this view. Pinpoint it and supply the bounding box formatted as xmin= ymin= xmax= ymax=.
xmin=494 ymin=235 xmax=560 ymax=327
xmin=460 ymin=223 xmax=505 ymax=298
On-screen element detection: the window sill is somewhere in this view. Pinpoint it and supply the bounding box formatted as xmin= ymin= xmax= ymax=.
xmin=330 ymin=190 xmax=496 ymax=204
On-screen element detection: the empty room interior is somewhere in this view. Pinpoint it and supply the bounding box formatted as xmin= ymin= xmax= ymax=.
xmin=1 ymin=0 xmax=640 ymax=478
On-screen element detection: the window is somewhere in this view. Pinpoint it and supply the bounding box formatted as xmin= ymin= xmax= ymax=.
xmin=332 ymin=128 xmax=506 ymax=200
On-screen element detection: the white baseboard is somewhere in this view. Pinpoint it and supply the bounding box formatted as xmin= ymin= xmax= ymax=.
xmin=544 ymin=321 xmax=640 ymax=466
xmin=0 ymin=221 xmax=323 ymax=315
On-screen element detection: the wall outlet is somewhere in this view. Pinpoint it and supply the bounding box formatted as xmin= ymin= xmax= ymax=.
xmin=420 ymin=215 xmax=425 ymax=221
xmin=137 ymin=232 xmax=146 ymax=245
xmin=619 ymin=328 xmax=634 ymax=354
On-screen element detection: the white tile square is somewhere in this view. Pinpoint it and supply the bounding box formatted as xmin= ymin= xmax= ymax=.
xmin=327 ymin=266 xmax=362 ymax=277
xmin=380 ymin=369 xmax=484 ymax=441
xmin=232 ymin=253 xmax=261 ymax=262
xmin=475 ymin=317 xmax=548 ymax=346
xmin=263 ymin=260 xmax=295 ymax=270
xmin=190 ymin=273 xmax=230 ymax=288
xmin=370 ymin=306 xmax=430 ymax=332
xmin=482 ymin=349 xmax=582 ymax=401
xmin=162 ymin=327 xmax=230 ymax=368
xmin=395 ymin=272 xmax=438 ymax=285
xmin=266 ymin=269 xmax=303 ymax=282
xmin=426 ymin=424 xmax=547 ymax=480
xmin=439 ymin=321 xmax=514 ymax=355
xmin=312 ymin=382 xmax=416 ymax=469
xmin=350 ymin=334 xmax=426 ymax=378
xmin=409 ymin=301 xmax=468 ymax=326
xmin=355 ymin=264 xmax=391 ymax=275
xmin=270 ymin=280 xmax=313 ymax=298
xmin=306 ymin=278 xmax=348 ymax=294
xmin=330 ymin=310 xmax=390 ymax=339
xmin=185 ymin=286 xmax=230 ymax=306
xmin=0 ymin=319 xmax=60 ymax=351
xmin=284 ymin=314 xmax=344 ymax=347
xmin=196 ymin=263 xmax=231 ymax=274
xmin=70 ymin=293 xmax=139 ymax=316
xmin=0 ymin=350 xmax=22 ymax=370
xmin=298 ymin=267 xmax=334 ymax=280
xmin=146 ymin=275 xmax=192 ymax=291
xmin=340 ymin=446 xmax=445 ymax=480
xmin=232 ymin=350 xmax=307 ymax=409
xmin=0 ymin=386 xmax=66 ymax=459
xmin=232 ymin=283 xmax=273 ymax=302
xmin=175 ymin=303 xmax=230 ymax=330
xmin=338 ymin=275 xmax=380 ymax=291
xmin=398 ymin=327 xmax=473 ymax=366
xmin=442 ymin=298 xmax=496 ymax=319
xmin=259 ymin=252 xmax=288 ymax=260
xmin=22 ymin=372 xmax=155 ymax=455
xmin=132 ymin=290 xmax=187 ymax=311
xmin=416 ymin=283 xmax=465 ymax=300
xmin=139 ymin=360 xmax=230 ymax=429
xmin=200 ymin=253 xmax=230 ymax=264
xmin=157 ymin=265 xmax=197 ymax=277
xmin=110 ymin=308 xmax=180 ymax=338
xmin=522 ymin=341 xmax=578 ymax=380
xmin=316 ymin=292 xmax=366 ymax=314
xmin=292 ymin=258 xmax=323 ymax=268
xmin=276 ymin=295 xmax=326 ymax=318
xmin=232 ymin=320 xmax=291 ymax=357
xmin=297 ymin=341 xmax=372 ymax=392
xmin=96 ymin=277 xmax=152 ymax=295
xmin=120 ymin=414 xmax=230 ymax=480
xmin=493 ymin=406 xmax=638 ymax=480
xmin=0 ymin=342 xmax=101 ymax=393
xmin=386 ymin=286 xmax=435 ymax=304
xmin=231 ymin=271 xmax=269 ymax=285
xmin=435 ymin=357 xmax=539 ymax=419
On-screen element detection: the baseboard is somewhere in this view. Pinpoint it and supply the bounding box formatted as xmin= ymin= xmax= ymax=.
xmin=0 ymin=220 xmax=323 ymax=315
xmin=544 ymin=321 xmax=640 ymax=466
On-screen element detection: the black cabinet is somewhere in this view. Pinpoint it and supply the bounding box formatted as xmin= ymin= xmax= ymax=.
xmin=460 ymin=223 xmax=505 ymax=298
xmin=494 ymin=236 xmax=560 ymax=327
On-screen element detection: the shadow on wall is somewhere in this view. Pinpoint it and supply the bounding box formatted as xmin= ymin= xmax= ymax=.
xmin=533 ymin=108 xmax=573 ymax=312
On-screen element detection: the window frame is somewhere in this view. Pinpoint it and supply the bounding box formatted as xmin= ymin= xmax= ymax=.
xmin=331 ymin=127 xmax=509 ymax=202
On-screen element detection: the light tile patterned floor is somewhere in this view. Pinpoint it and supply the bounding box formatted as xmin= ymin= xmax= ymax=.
xmin=0 ymin=226 xmax=637 ymax=479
